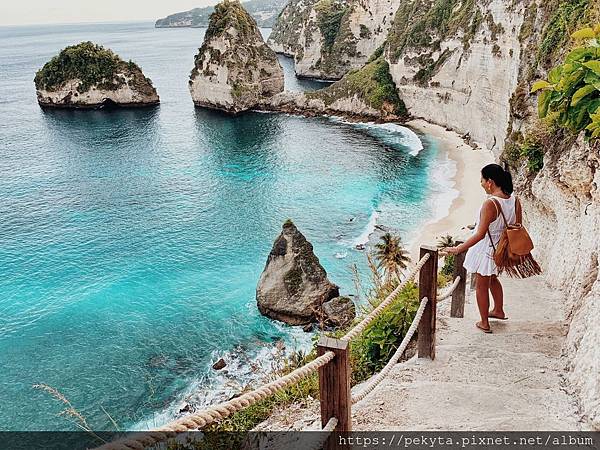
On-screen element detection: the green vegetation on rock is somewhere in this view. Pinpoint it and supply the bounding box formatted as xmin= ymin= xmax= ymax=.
xmin=34 ymin=42 xmax=151 ymax=94
xmin=315 ymin=0 xmax=349 ymax=51
xmin=387 ymin=0 xmax=482 ymax=63
xmin=306 ymin=56 xmax=407 ymax=116
xmin=504 ymin=1 xmax=598 ymax=172
xmin=532 ymin=25 xmax=600 ymax=140
xmin=535 ymin=0 xmax=593 ymax=69
xmin=204 ymin=0 xmax=257 ymax=42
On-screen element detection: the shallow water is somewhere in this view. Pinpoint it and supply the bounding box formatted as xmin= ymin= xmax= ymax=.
xmin=0 ymin=21 xmax=453 ymax=430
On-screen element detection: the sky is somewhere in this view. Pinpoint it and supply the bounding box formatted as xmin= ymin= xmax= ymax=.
xmin=1 ymin=0 xmax=219 ymax=26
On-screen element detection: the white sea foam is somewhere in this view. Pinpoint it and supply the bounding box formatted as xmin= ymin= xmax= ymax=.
xmin=425 ymin=150 xmax=459 ymax=225
xmin=132 ymin=322 xmax=314 ymax=431
xmin=351 ymin=209 xmax=380 ymax=247
xmin=335 ymin=251 xmax=348 ymax=259
xmin=327 ymin=116 xmax=425 ymax=156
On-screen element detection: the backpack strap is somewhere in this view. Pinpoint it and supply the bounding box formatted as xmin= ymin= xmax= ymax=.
xmin=487 ymin=198 xmax=506 ymax=252
xmin=515 ymin=195 xmax=522 ymax=225
xmin=490 ymin=197 xmax=509 ymax=227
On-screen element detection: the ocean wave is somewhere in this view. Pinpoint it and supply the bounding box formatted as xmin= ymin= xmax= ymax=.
xmin=425 ymin=151 xmax=459 ymax=225
xmin=351 ymin=209 xmax=379 ymax=247
xmin=327 ymin=117 xmax=424 ymax=156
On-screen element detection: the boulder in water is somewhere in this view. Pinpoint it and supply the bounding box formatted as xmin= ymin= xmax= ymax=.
xmin=256 ymin=220 xmax=355 ymax=326
xmin=212 ymin=358 xmax=227 ymax=370
xmin=321 ymin=296 xmax=356 ymax=328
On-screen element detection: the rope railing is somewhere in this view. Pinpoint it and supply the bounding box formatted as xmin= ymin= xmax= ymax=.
xmin=437 ymin=276 xmax=461 ymax=302
xmin=94 ymin=244 xmax=469 ymax=450
xmin=341 ymin=253 xmax=431 ymax=342
xmin=351 ymin=296 xmax=429 ymax=404
xmin=94 ymin=351 xmax=336 ymax=450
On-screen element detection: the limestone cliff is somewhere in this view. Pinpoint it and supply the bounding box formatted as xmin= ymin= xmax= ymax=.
xmin=268 ymin=0 xmax=399 ymax=79
xmin=274 ymin=0 xmax=599 ymax=428
xmin=189 ymin=0 xmax=284 ymax=114
xmin=34 ymin=42 xmax=159 ymax=108
xmin=501 ymin=1 xmax=600 ymax=429
xmin=381 ymin=0 xmax=524 ymax=153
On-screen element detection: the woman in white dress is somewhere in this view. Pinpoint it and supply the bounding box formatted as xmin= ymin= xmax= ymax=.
xmin=446 ymin=164 xmax=520 ymax=333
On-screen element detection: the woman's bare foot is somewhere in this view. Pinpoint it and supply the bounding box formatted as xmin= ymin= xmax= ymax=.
xmin=488 ymin=310 xmax=508 ymax=320
xmin=476 ymin=321 xmax=492 ymax=333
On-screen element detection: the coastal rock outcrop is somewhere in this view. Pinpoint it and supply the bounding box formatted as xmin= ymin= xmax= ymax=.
xmin=263 ymin=55 xmax=406 ymax=120
xmin=189 ymin=0 xmax=284 ymax=114
xmin=34 ymin=42 xmax=159 ymax=108
xmin=256 ymin=220 xmax=355 ymax=326
xmin=268 ymin=0 xmax=400 ymax=79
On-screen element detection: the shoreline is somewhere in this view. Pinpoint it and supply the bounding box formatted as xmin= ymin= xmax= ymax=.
xmin=406 ymin=119 xmax=494 ymax=261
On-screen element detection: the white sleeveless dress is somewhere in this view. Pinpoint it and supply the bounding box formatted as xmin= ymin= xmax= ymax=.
xmin=463 ymin=195 xmax=517 ymax=276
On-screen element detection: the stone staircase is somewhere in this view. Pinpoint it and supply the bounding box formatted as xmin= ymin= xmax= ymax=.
xmin=351 ymin=276 xmax=581 ymax=430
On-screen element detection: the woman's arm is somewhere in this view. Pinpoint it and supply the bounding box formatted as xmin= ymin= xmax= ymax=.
xmin=446 ymin=199 xmax=498 ymax=254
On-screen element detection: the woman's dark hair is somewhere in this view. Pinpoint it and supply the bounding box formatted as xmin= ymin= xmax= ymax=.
xmin=481 ymin=163 xmax=513 ymax=195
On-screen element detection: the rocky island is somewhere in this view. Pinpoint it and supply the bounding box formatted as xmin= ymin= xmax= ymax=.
xmin=34 ymin=42 xmax=159 ymax=109
xmin=156 ymin=0 xmax=288 ymax=28
xmin=257 ymin=220 xmax=356 ymax=327
xmin=189 ymin=0 xmax=284 ymax=114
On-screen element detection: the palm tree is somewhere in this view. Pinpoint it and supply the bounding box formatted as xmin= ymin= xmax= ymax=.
xmin=437 ymin=234 xmax=456 ymax=276
xmin=374 ymin=233 xmax=411 ymax=284
xmin=437 ymin=234 xmax=455 ymax=249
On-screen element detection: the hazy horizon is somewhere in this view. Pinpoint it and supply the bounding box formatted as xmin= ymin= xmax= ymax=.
xmin=1 ymin=0 xmax=219 ymax=26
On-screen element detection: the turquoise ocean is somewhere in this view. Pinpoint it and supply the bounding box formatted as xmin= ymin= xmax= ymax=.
xmin=0 ymin=22 xmax=457 ymax=430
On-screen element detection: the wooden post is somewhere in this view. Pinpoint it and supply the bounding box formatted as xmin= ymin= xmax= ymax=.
xmin=317 ymin=336 xmax=351 ymax=450
xmin=450 ymin=241 xmax=467 ymax=318
xmin=418 ymin=245 xmax=438 ymax=359
xmin=470 ymin=273 xmax=477 ymax=291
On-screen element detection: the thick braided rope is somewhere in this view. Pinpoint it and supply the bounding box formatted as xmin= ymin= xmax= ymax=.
xmin=342 ymin=253 xmax=430 ymax=342
xmin=304 ymin=417 xmax=339 ymax=450
xmin=351 ymin=296 xmax=428 ymax=404
xmin=437 ymin=276 xmax=461 ymax=302
xmin=94 ymin=351 xmax=335 ymax=450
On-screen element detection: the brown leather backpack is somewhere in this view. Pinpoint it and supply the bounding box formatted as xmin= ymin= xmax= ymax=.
xmin=488 ymin=197 xmax=542 ymax=278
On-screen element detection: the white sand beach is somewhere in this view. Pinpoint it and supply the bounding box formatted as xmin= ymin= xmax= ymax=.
xmin=407 ymin=119 xmax=495 ymax=261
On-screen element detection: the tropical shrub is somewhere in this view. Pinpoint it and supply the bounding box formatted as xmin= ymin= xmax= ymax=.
xmin=532 ymin=25 xmax=600 ymax=139
xmin=347 ymin=281 xmax=419 ymax=383
xmin=520 ymin=134 xmax=545 ymax=172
